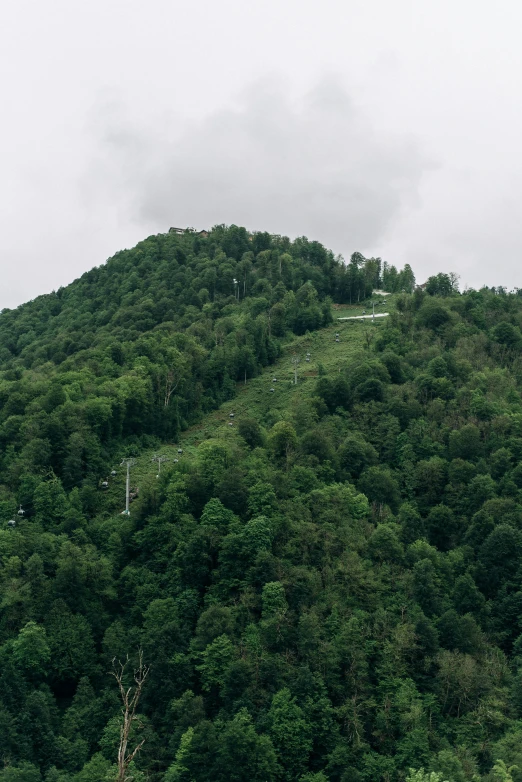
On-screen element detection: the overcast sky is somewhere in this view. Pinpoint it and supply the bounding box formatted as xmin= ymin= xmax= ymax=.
xmin=1 ymin=0 xmax=521 ymax=308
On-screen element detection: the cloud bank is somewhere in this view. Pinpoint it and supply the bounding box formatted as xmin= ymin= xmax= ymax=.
xmin=89 ymin=78 xmax=434 ymax=258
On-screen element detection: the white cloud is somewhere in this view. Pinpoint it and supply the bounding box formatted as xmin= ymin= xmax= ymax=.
xmin=88 ymin=77 xmax=434 ymax=259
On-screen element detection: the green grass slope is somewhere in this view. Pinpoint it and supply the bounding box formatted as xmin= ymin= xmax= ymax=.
xmin=102 ymin=298 xmax=394 ymax=515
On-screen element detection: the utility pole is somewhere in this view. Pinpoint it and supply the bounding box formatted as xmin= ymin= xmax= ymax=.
xmin=120 ymin=459 xmax=136 ymax=515
xmin=152 ymin=454 xmax=169 ymax=478
xmin=291 ymin=355 xmax=300 ymax=385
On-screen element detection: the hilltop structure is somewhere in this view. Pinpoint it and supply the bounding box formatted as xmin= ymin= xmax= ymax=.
xmin=169 ymin=226 xmax=209 ymax=237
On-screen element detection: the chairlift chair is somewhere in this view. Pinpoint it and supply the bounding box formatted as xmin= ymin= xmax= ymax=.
xmin=17 ymin=505 xmax=25 ymax=516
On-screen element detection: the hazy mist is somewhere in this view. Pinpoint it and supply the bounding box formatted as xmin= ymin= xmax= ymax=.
xmin=89 ymin=77 xmax=432 ymax=254
xmin=1 ymin=0 xmax=522 ymax=307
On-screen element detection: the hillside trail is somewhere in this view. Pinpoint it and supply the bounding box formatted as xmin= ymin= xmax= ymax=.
xmin=102 ymin=297 xmax=395 ymax=515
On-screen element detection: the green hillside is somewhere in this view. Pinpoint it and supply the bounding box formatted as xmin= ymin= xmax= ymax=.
xmin=96 ymin=297 xmax=393 ymax=515
xmin=2 ymin=227 xmax=522 ymax=782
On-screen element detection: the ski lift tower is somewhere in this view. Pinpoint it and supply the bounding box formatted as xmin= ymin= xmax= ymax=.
xmin=291 ymin=355 xmax=300 ymax=385
xmin=120 ymin=458 xmax=136 ymax=515
xmin=152 ymin=454 xmax=169 ymax=478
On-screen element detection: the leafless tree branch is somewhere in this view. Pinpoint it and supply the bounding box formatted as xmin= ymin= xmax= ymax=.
xmin=110 ymin=650 xmax=149 ymax=782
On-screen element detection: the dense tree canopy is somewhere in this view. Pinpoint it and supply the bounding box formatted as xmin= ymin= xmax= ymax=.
xmin=0 ymin=226 xmax=522 ymax=781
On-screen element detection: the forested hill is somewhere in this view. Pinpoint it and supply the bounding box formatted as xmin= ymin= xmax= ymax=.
xmin=2 ymin=226 xmax=522 ymax=782
xmin=0 ymin=226 xmax=394 ymax=448
xmin=0 ymin=226 xmax=408 ymax=496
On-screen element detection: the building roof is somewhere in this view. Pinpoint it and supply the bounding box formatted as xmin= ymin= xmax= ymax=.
xmin=169 ymin=227 xmax=209 ymax=236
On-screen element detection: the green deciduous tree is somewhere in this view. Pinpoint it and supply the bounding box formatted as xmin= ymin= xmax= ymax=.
xmin=12 ymin=622 xmax=50 ymax=679
xmin=358 ymin=466 xmax=401 ymax=514
xmin=267 ymin=689 xmax=312 ymax=782
xmin=405 ymin=770 xmax=449 ymax=782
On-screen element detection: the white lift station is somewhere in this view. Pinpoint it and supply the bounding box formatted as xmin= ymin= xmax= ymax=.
xmin=337 ymin=313 xmax=390 ymax=321
xmin=338 ymin=299 xmax=390 ymax=322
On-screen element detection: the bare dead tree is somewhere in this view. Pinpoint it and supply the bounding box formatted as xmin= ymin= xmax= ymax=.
xmin=164 ymin=370 xmax=180 ymax=408
xmin=111 ymin=651 xmax=150 ymax=782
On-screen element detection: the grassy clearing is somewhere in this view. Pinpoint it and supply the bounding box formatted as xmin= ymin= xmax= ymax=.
xmin=100 ymin=296 xmax=397 ymax=516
